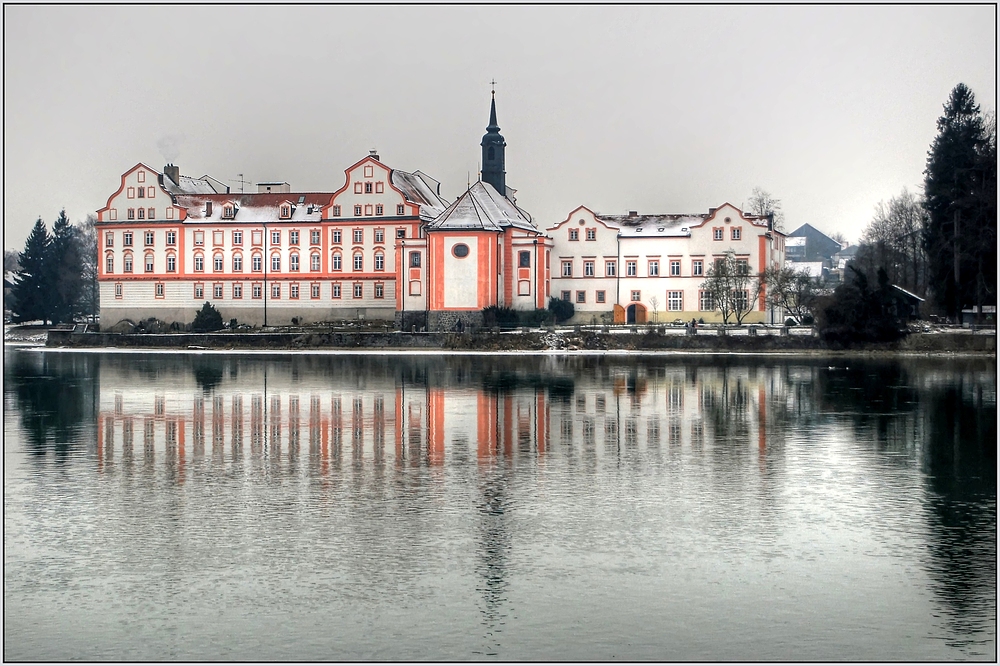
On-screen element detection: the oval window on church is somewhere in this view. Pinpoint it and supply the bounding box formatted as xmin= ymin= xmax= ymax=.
xmin=452 ymin=243 xmax=470 ymax=258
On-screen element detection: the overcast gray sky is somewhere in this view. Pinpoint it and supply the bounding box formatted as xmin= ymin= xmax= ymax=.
xmin=3 ymin=4 xmax=995 ymax=250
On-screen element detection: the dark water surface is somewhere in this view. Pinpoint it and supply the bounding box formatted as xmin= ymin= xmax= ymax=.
xmin=4 ymin=349 xmax=995 ymax=661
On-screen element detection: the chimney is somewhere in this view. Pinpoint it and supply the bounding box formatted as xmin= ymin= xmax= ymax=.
xmin=369 ymin=150 xmax=380 ymax=161
xmin=628 ymin=210 xmax=638 ymax=218
xmin=163 ymin=163 xmax=180 ymax=186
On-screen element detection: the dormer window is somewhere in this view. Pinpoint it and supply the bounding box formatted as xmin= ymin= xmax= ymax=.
xmin=636 ymin=228 xmax=643 ymax=233
xmin=280 ymin=204 xmax=291 ymax=219
xmin=223 ymin=205 xmax=235 ymax=219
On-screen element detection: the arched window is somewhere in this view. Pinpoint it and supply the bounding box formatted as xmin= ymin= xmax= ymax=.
xmin=252 ymin=254 xmax=262 ymax=272
xmin=233 ymin=254 xmax=243 ymax=272
xmin=145 ymin=254 xmax=154 ymax=273
xmin=194 ymin=254 xmax=204 ymax=272
xmin=271 ymin=254 xmax=281 ymax=272
xmin=105 ymin=254 xmax=114 ymax=274
xmin=332 ymin=253 xmax=342 ymax=271
xmin=310 ymin=253 xmax=320 ymax=271
xmin=290 ymin=253 xmax=299 ymax=272
xmin=353 ymin=252 xmax=364 ymax=271
xmin=374 ymin=252 xmax=384 ymax=271
xmin=123 ymin=253 xmax=133 ymax=273
xmin=214 ymin=253 xmax=224 ymax=272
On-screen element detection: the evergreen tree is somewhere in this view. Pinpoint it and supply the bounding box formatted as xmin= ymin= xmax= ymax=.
xmin=47 ymin=209 xmax=85 ymax=324
xmin=10 ymin=218 xmax=52 ymax=323
xmin=923 ymin=83 xmax=994 ymax=319
xmin=191 ymin=302 xmax=224 ymax=332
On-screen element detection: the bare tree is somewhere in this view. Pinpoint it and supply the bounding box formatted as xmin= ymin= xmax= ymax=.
xmin=763 ymin=265 xmax=820 ymax=323
xmin=77 ymin=214 xmax=100 ymax=322
xmin=701 ymin=250 xmax=764 ymax=325
xmin=647 ymin=294 xmax=659 ymax=323
xmin=859 ymin=189 xmax=927 ymax=295
xmin=829 ymin=231 xmax=848 ymax=248
xmin=746 ymin=187 xmax=785 ymax=232
xmin=4 ymin=249 xmax=20 ymax=274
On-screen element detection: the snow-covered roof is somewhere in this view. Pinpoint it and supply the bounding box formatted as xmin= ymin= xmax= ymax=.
xmin=892 ymin=284 xmax=925 ymax=302
xmin=163 ymin=173 xmax=228 ymax=195
xmin=426 ymin=181 xmax=536 ymax=233
xmin=602 ymin=214 xmax=707 ymax=238
xmin=176 ymin=193 xmax=332 ymax=223
xmin=391 ymin=169 xmax=449 ymax=221
xmin=785 ymin=260 xmax=825 ymax=278
xmin=786 ymin=236 xmax=807 ymax=247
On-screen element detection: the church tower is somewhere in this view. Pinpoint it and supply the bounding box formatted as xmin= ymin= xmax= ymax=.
xmin=480 ymin=90 xmax=506 ymax=196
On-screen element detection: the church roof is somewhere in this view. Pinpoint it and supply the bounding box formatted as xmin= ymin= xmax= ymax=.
xmin=426 ymin=181 xmax=535 ymax=233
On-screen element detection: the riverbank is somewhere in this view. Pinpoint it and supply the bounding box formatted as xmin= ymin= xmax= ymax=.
xmin=31 ymin=325 xmax=997 ymax=354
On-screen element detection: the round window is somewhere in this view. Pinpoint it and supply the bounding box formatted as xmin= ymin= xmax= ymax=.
xmin=452 ymin=243 xmax=470 ymax=258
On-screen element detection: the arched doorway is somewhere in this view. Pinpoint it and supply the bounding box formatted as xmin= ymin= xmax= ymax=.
xmin=626 ymin=303 xmax=647 ymax=324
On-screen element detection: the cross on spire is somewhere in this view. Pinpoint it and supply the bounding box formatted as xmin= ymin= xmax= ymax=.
xmin=490 ymin=78 xmax=497 ymax=96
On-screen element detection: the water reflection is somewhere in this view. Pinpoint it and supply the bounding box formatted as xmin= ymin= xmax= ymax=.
xmin=4 ymin=350 xmax=996 ymax=659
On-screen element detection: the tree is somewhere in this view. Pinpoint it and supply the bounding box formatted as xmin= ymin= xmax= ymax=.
xmin=763 ymin=264 xmax=820 ymax=323
xmin=858 ymin=189 xmax=928 ymax=296
xmin=701 ymin=250 xmax=763 ymax=325
xmin=4 ymin=249 xmax=20 ymax=274
xmin=746 ymin=187 xmax=785 ymax=232
xmin=10 ymin=218 xmax=52 ymax=323
xmin=814 ymin=265 xmax=907 ymax=344
xmin=77 ymin=214 xmax=100 ymax=323
xmin=191 ymin=302 xmax=224 ymax=332
xmin=647 ymin=294 xmax=659 ymax=323
xmin=47 ymin=209 xmax=85 ymax=324
xmin=923 ymin=83 xmax=995 ymax=320
xmin=547 ymin=297 xmax=574 ymax=324
xmin=829 ymin=231 xmax=848 ymax=247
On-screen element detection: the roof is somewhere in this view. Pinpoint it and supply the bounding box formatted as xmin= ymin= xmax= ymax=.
xmin=785 ymin=261 xmax=826 ymax=278
xmin=426 ymin=181 xmax=536 ymax=233
xmin=390 ymin=169 xmax=449 ymax=221
xmin=892 ymin=284 xmax=925 ymax=302
xmin=176 ymin=192 xmax=333 ymax=222
xmin=163 ymin=173 xmax=229 ymax=195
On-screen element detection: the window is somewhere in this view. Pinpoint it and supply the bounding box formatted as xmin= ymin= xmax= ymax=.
xmin=332 ymin=205 xmax=342 ymax=217
xmin=155 ymin=283 xmax=164 ymax=298
xmin=606 ymin=261 xmax=616 ymax=277
xmin=123 ymin=255 xmax=132 ymax=273
xmin=562 ymin=261 xmax=573 ymax=277
xmin=733 ymin=290 xmax=749 ymax=311
xmin=668 ymin=291 xmax=683 ymax=311
xmin=700 ymin=291 xmax=715 ymax=311
xmin=252 ymin=254 xmax=262 ymax=272
xmin=214 ymin=284 xmax=223 ymax=299
xmin=310 ymin=230 xmax=320 ymax=245
xmin=332 ymin=283 xmax=342 ymax=298
xmin=586 ymin=228 xmax=596 ymax=241
xmin=105 ymin=232 xmax=114 ymax=247
xmin=137 ymin=171 xmax=145 ymax=183
xmin=332 ymin=253 xmax=342 ymax=271
xmin=195 ymin=255 xmax=204 ymax=272
xmin=290 ymin=230 xmax=299 ymax=245
xmin=223 ymin=205 xmax=234 ymax=219
xmin=561 ymin=290 xmax=571 ymax=301
xmin=626 ymin=260 xmax=637 ymax=276
xmin=375 ymin=283 xmax=384 ymax=298
xmin=127 ymin=187 xmax=135 ymax=199
xmin=648 ymin=260 xmax=659 ymax=276
xmin=397 ymin=204 xmax=405 ymax=215
xmin=233 ymin=255 xmax=242 ymax=272
xmin=736 ymin=258 xmax=749 ymax=275
xmin=137 ymin=208 xmax=145 ymax=220
xmin=353 ymin=253 xmax=364 ymax=271
xmin=194 ymin=284 xmax=204 ymax=299
xmin=127 ymin=208 xmax=135 ymax=220
xmin=166 ymin=255 xmax=176 ymax=272
xmin=233 ymin=283 xmax=243 ymax=299
xmin=375 ymin=253 xmax=385 ymax=271
xmin=354 ymin=205 xmax=362 ymax=216
xmin=670 ymin=260 xmax=681 ymax=276
xmin=123 ymin=232 xmax=133 ymax=247
xmin=576 ymin=291 xmax=586 ymax=303
xmin=271 ymin=255 xmax=281 ymax=271
xmin=584 ymin=261 xmax=595 ymax=276
xmin=353 ymin=283 xmax=363 ymax=299
xmin=252 ymin=284 xmax=262 ymax=299
xmin=376 ymin=182 xmax=385 ymax=194
xmin=631 ymin=290 xmax=641 ymax=302
xmin=731 ymin=227 xmax=741 ymax=241
xmin=142 ymin=231 xmax=153 ymax=246
xmin=375 ymin=204 xmax=383 ymax=216
xmin=310 ymin=253 xmax=320 ymax=271
xmin=114 ymin=283 xmax=122 ymax=298
xmin=137 ymin=187 xmax=145 ymax=199
xmin=290 ymin=284 xmax=299 ymax=299
xmin=311 ymin=284 xmax=320 ymax=299
xmin=165 ymin=231 xmax=175 ymax=246
xmin=410 ymin=252 xmax=421 ymax=268
xmin=713 ymin=228 xmax=724 ymax=241
xmin=290 ymin=253 xmax=299 ymax=272
xmin=353 ymin=229 xmax=363 ymax=244
xmin=271 ymin=230 xmax=281 ymax=245
xmin=251 ymin=230 xmax=262 ymax=245
xmin=569 ymin=229 xmax=579 ymax=241
xmin=396 ymin=228 xmax=406 ymax=239
xmin=165 ymin=208 xmax=172 ymax=220
xmin=332 ymin=229 xmax=342 ymax=244
xmin=281 ymin=205 xmax=291 ymax=219
xmin=374 ymin=229 xmax=384 ymax=243
xmin=365 ymin=182 xmax=373 ymax=194
xmin=194 ymin=231 xmax=204 ymax=246
xmin=210 ymin=231 xmax=222 ymax=246
xmin=233 ymin=231 xmax=243 ymax=245
xmin=214 ymin=253 xmax=223 ymax=272
xmin=596 ymin=290 xmax=606 ymax=303
xmin=271 ymin=283 xmax=281 ymax=299
xmin=517 ymin=251 xmax=531 ymax=268
xmin=693 ymin=260 xmax=703 ymax=276
xmin=145 ymin=254 xmax=154 ymax=272
xmin=106 ymin=255 xmax=114 ymax=273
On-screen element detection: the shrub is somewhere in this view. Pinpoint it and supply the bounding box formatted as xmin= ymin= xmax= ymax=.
xmin=191 ymin=302 xmax=224 ymax=332
xmin=815 ymin=267 xmax=906 ymax=345
xmin=482 ymin=305 xmax=519 ymax=327
xmin=548 ymin=297 xmax=574 ymax=323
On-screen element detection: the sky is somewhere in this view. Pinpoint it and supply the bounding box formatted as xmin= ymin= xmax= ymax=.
xmin=3 ymin=4 xmax=995 ymax=251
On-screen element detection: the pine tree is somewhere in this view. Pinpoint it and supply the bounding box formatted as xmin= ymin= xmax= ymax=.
xmin=47 ymin=209 xmax=85 ymax=324
xmin=10 ymin=218 xmax=52 ymax=323
xmin=923 ymin=83 xmax=991 ymax=320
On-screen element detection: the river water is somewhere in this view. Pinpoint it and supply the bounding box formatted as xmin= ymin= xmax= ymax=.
xmin=3 ymin=348 xmax=995 ymax=661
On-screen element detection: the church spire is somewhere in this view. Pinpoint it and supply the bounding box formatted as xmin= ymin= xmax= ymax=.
xmin=481 ymin=83 xmax=506 ymax=197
